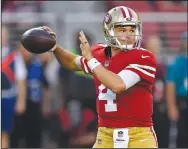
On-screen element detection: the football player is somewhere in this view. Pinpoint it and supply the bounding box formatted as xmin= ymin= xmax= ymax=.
xmin=2 ymin=25 xmax=27 ymax=148
xmin=166 ymin=31 xmax=188 ymax=147
xmin=43 ymin=6 xmax=158 ymax=148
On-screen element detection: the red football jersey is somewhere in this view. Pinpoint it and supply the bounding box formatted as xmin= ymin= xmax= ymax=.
xmin=78 ymin=43 xmax=157 ymax=128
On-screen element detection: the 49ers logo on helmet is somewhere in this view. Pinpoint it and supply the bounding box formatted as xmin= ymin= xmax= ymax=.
xmin=104 ymin=13 xmax=112 ymax=24
xmin=126 ymin=17 xmax=132 ymax=21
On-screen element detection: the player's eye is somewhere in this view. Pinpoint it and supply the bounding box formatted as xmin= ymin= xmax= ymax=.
xmin=130 ymin=30 xmax=135 ymax=33
xmin=120 ymin=29 xmax=126 ymax=32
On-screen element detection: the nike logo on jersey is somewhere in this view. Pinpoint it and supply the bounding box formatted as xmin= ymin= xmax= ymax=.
xmin=142 ymin=55 xmax=150 ymax=58
xmin=98 ymin=44 xmax=107 ymax=47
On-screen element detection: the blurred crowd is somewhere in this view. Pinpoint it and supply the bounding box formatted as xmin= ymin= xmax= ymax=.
xmin=1 ymin=1 xmax=187 ymax=148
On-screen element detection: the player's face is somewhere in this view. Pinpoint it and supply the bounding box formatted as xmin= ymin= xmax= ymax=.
xmin=146 ymin=36 xmax=161 ymax=56
xmin=114 ymin=26 xmax=136 ymax=45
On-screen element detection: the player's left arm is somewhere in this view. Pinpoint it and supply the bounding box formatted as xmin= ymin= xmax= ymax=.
xmin=15 ymin=51 xmax=27 ymax=115
xmin=92 ymin=65 xmax=137 ymax=93
xmin=166 ymin=59 xmax=179 ymax=120
xmin=91 ymin=56 xmax=157 ymax=94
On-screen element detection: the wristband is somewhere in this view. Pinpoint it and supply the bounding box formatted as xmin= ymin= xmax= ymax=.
xmin=87 ymin=58 xmax=101 ymax=72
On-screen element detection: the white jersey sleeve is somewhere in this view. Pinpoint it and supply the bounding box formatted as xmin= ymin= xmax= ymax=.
xmin=118 ymin=69 xmax=141 ymax=90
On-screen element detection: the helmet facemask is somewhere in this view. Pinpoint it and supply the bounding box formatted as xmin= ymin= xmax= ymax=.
xmin=103 ymin=21 xmax=142 ymax=51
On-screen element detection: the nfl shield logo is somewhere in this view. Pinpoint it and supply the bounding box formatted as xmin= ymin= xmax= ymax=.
xmin=118 ymin=131 xmax=123 ymax=137
xmin=126 ymin=17 xmax=132 ymax=21
xmin=104 ymin=61 xmax=110 ymax=67
xmin=97 ymin=139 xmax=102 ymax=144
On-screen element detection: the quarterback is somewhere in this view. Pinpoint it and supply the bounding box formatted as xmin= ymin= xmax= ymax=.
xmin=43 ymin=6 xmax=158 ymax=148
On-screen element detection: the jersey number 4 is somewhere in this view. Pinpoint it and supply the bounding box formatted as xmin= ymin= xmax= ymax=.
xmin=98 ymin=84 xmax=117 ymax=112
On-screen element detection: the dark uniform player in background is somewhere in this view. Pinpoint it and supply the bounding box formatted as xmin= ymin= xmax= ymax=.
xmin=166 ymin=31 xmax=188 ymax=148
xmin=1 ymin=25 xmax=27 ymax=148
xmin=10 ymin=47 xmax=50 ymax=148
xmin=145 ymin=35 xmax=170 ymax=147
xmin=58 ymin=30 xmax=97 ymax=113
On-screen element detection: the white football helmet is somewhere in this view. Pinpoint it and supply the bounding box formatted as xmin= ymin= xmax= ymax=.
xmin=103 ymin=6 xmax=142 ymax=50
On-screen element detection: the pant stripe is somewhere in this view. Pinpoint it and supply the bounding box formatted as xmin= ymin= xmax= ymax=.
xmin=150 ymin=126 xmax=158 ymax=147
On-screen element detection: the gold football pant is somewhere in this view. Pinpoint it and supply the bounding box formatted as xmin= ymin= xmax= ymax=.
xmin=93 ymin=127 xmax=158 ymax=148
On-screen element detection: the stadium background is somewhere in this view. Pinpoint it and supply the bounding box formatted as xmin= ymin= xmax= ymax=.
xmin=1 ymin=1 xmax=187 ymax=148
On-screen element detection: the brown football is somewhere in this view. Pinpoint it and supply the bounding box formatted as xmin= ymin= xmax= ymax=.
xmin=21 ymin=27 xmax=56 ymax=54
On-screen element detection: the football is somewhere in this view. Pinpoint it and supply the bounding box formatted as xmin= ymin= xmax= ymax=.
xmin=21 ymin=27 xmax=56 ymax=54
